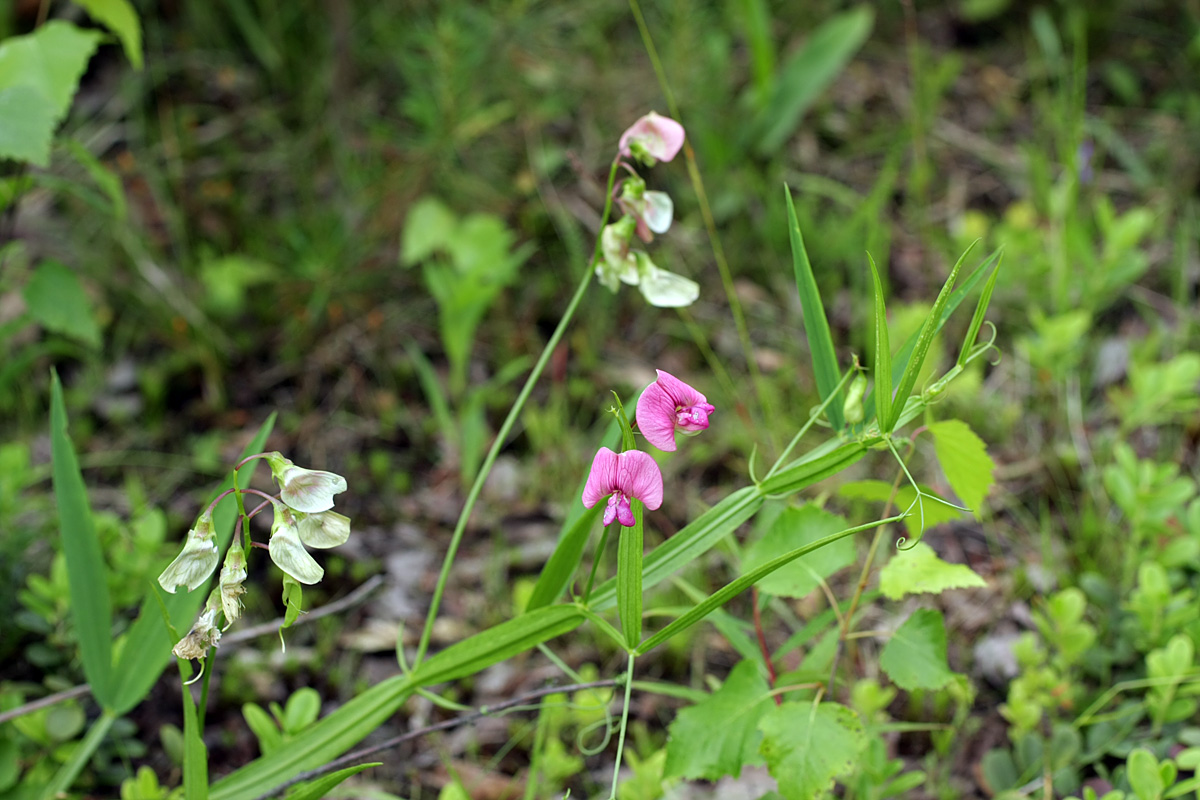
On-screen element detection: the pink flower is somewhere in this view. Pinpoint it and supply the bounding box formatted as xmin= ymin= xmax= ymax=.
xmin=618 ymin=112 xmax=685 ymax=166
xmin=582 ymin=447 xmax=664 ymax=527
xmin=635 ymin=370 xmax=715 ymax=452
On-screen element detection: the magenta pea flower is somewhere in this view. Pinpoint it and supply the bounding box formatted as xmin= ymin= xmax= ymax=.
xmin=635 ymin=370 xmax=715 ymax=452
xmin=582 ymin=447 xmax=664 ymax=527
xmin=619 ymin=112 xmax=685 ymax=166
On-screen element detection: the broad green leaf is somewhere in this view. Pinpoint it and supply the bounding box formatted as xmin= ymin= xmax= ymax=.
xmin=0 ymin=21 xmax=101 ymax=117
xmin=590 ymin=486 xmax=764 ymax=612
xmin=867 ymin=254 xmax=892 ymax=432
xmin=879 ymin=609 xmax=956 ymax=690
xmin=618 ymin=503 xmax=644 ymax=650
xmin=878 ymin=542 xmax=986 ymax=600
xmin=752 ymin=7 xmax=874 ymax=155
xmin=243 ymin=704 xmax=282 ymax=756
xmin=886 ymin=244 xmax=971 ymax=431
xmin=412 ymin=606 xmax=584 ymax=686
xmin=1127 ymin=748 xmax=1163 ymax=800
xmin=0 ymin=86 xmax=57 ymax=166
xmin=759 ymin=701 xmax=866 ymax=799
xmin=638 ymin=515 xmax=899 ymax=655
xmin=839 ymin=480 xmax=964 ymax=538
xmin=49 ymin=371 xmax=113 ymax=705
xmin=109 ymin=415 xmax=275 ymax=715
xmin=526 ymin=504 xmax=603 ymax=611
xmin=928 ymin=419 xmax=995 ymax=515
xmin=211 ymin=675 xmax=416 ymax=800
xmin=182 ymin=669 xmax=209 ymax=800
xmin=284 ymin=764 xmax=381 ymax=800
xmin=71 ymin=0 xmax=143 ymax=68
xmin=786 ymin=186 xmax=843 ymax=430
xmin=24 ymin=261 xmax=101 ymax=348
xmin=743 ymin=505 xmax=854 ymax=599
xmin=400 ymin=197 xmax=457 ymax=266
xmin=759 ymin=441 xmax=868 ymax=496
xmin=664 ymin=660 xmax=773 ymax=780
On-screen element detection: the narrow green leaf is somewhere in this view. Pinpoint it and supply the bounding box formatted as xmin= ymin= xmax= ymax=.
xmin=109 ymin=415 xmax=275 ymax=714
xmin=862 ymin=247 xmax=1001 ymax=426
xmin=525 ymin=503 xmax=603 ymax=611
xmin=928 ymin=419 xmax=995 ymax=515
xmin=743 ymin=505 xmax=855 ymax=599
xmin=758 ymin=701 xmax=866 ymax=797
xmin=759 ymin=441 xmax=868 ymax=496
xmin=211 ymin=674 xmax=415 ymax=800
xmin=412 ymin=606 xmax=584 ymax=686
xmin=879 ymin=609 xmax=956 ymax=690
xmin=878 ymin=542 xmax=986 ymax=600
xmin=37 ymin=711 xmax=116 ymax=800
xmin=664 ymin=660 xmax=773 ymax=780
xmin=752 ymin=7 xmax=874 ymax=155
xmin=957 ymin=257 xmax=1001 ymax=368
xmin=885 ymin=243 xmax=972 ymax=431
xmin=786 ymin=186 xmax=843 ymax=430
xmin=62 ymin=139 xmax=127 ymax=220
xmin=182 ymin=674 xmax=209 ymax=800
xmin=49 ymin=370 xmax=113 ymax=706
xmin=284 ymin=763 xmax=381 ymax=800
xmin=867 ymin=254 xmax=892 ymax=431
xmin=24 ymin=261 xmax=102 ymax=348
xmin=71 ymin=0 xmax=142 ymax=68
xmin=637 ymin=515 xmax=900 ymax=654
xmin=590 ymin=486 xmax=764 ymax=612
xmin=618 ymin=502 xmax=644 ymax=650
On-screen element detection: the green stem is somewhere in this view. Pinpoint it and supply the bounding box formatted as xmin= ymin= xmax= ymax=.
xmin=414 ymin=156 xmax=623 ymax=667
xmin=582 ymin=523 xmax=614 ymax=603
xmin=628 ymin=0 xmax=776 ymax=447
xmin=608 ymin=652 xmax=637 ymax=800
xmin=763 ymin=367 xmax=856 ymax=481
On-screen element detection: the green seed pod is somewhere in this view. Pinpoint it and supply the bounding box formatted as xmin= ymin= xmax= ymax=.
xmin=842 ymin=372 xmax=868 ymax=424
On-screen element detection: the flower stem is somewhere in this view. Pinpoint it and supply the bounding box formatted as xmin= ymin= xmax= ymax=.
xmin=608 ymin=652 xmax=637 ymax=800
xmin=413 ymin=156 xmax=623 ymax=668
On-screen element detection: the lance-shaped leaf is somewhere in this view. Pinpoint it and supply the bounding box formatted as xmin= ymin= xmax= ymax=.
xmin=50 ymin=370 xmax=113 ymax=706
xmin=867 ymin=254 xmax=892 ymax=432
xmin=743 ymin=504 xmax=854 ymax=599
xmin=618 ymin=501 xmax=644 ymax=649
xmin=885 ymin=243 xmax=973 ymax=432
xmin=786 ymin=186 xmax=843 ymax=430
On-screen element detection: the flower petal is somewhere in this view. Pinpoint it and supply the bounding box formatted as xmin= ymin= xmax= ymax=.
xmin=582 ymin=447 xmax=620 ymax=509
xmin=637 ymin=259 xmax=699 ymax=308
xmin=269 ymin=511 xmax=324 ymax=584
xmin=641 ymin=191 xmax=674 ymax=234
xmin=615 ymin=449 xmax=663 ymax=511
xmin=298 ymin=510 xmax=351 ymax=549
xmin=635 ymin=380 xmax=679 ymax=452
xmin=618 ymin=112 xmax=686 ymax=164
xmin=279 ymin=465 xmax=347 ymax=513
xmin=653 ymin=369 xmax=708 ymax=409
xmin=157 ymin=532 xmax=219 ymax=593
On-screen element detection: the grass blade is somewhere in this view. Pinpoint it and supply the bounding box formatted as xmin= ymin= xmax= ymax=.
xmin=885 ymin=242 xmax=974 ymax=431
xmin=49 ymin=369 xmax=114 ymax=706
xmin=786 ymin=185 xmax=844 ymax=430
xmin=867 ymin=254 xmax=892 ymax=431
xmin=37 ymin=711 xmax=116 ymax=800
xmin=525 ymin=503 xmax=603 ymax=611
xmin=109 ymin=414 xmax=276 ymax=714
xmin=759 ymin=441 xmax=868 ymax=495
xmin=618 ymin=503 xmax=644 ymax=650
xmin=182 ymin=673 xmax=209 ymax=800
xmin=285 ymin=764 xmax=382 ymax=800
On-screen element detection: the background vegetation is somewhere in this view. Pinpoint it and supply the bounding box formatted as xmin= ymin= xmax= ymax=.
xmin=1 ymin=0 xmax=1198 ymax=797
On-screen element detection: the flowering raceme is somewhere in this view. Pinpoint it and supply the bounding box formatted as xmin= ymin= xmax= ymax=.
xmin=635 ymin=370 xmax=715 ymax=452
xmin=582 ymin=447 xmax=663 ymax=527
